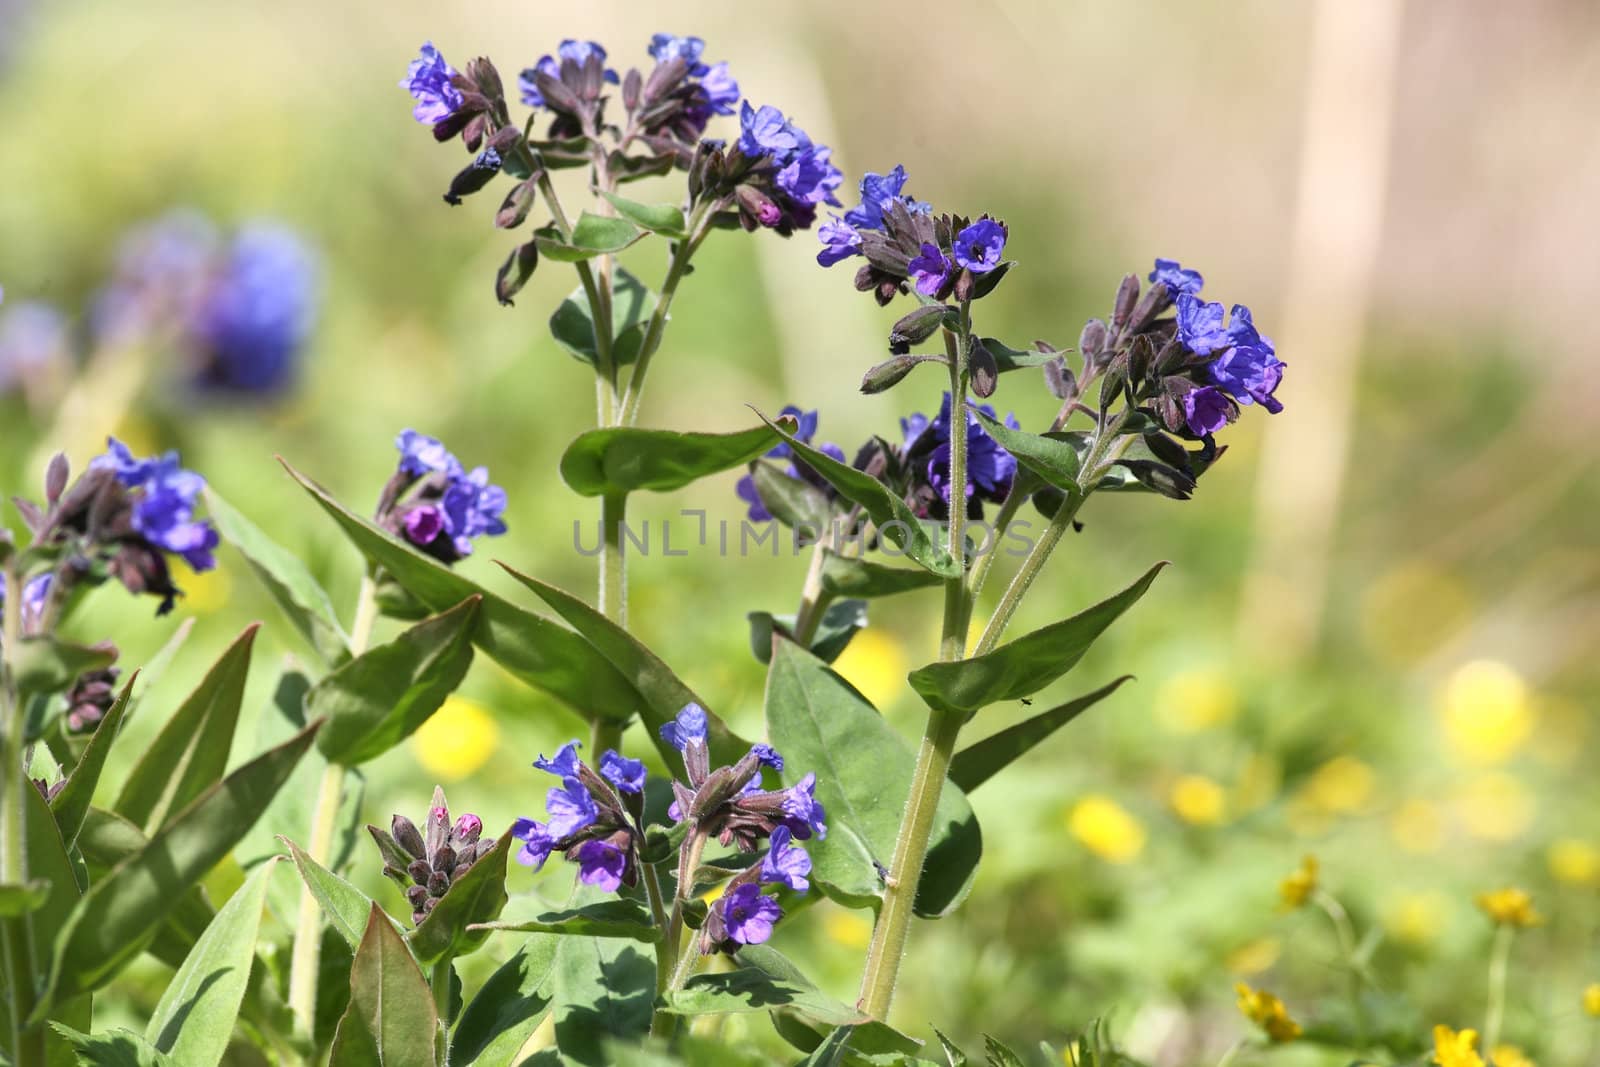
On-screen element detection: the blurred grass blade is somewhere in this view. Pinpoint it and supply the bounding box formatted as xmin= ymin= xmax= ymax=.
xmin=51 ymin=673 xmax=136 ymax=849
xmin=280 ymin=837 xmax=382 ymax=951
xmin=311 ymin=597 xmax=480 ymax=766
xmin=327 ymin=904 xmax=440 ymax=1067
xmin=948 ymin=676 xmax=1135 ymax=793
xmin=114 ymin=624 xmax=259 ymax=835
xmin=145 ymin=858 xmax=281 ymax=1066
xmin=909 ymin=563 xmax=1166 ymax=713
xmin=559 ymin=422 xmax=785 ymax=498
xmin=473 ymin=898 xmax=659 ymax=943
xmin=407 ymin=830 xmax=511 ymax=965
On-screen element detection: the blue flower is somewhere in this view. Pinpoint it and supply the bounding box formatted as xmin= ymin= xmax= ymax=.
xmin=815 ymin=216 xmax=862 ymax=268
xmin=395 ymin=429 xmax=463 ymax=478
xmin=908 ymin=242 xmax=955 ymax=297
xmin=391 ymin=432 xmax=508 ymax=560
xmin=843 ymin=166 xmax=916 ymax=231
xmin=952 ymin=219 xmax=1006 ymax=274
xmin=759 ymin=825 xmax=811 ymax=892
xmin=916 ymin=394 xmax=1019 ymax=507
xmin=533 ymin=740 xmax=583 ymax=778
xmin=1183 ymin=385 xmax=1232 ymax=436
xmin=519 ymin=40 xmax=618 ymax=107
xmin=734 ymin=475 xmax=772 ymax=522
xmin=401 ymin=42 xmax=463 ymax=125
xmin=738 ymin=102 xmax=803 ymax=159
xmin=719 ymin=883 xmax=781 ymax=945
xmin=750 ymin=743 xmax=784 ymax=771
xmin=1175 ymin=294 xmax=1229 ymax=356
xmin=694 ymin=62 xmax=740 ymax=117
xmin=437 ymin=467 xmax=508 ymax=557
xmin=648 ymin=33 xmax=709 ymax=75
xmin=1208 ymin=305 xmax=1285 ymax=413
xmin=734 ymin=406 xmax=845 ymax=520
xmin=0 ymin=301 xmax=67 ymax=395
xmin=775 ymin=144 xmax=843 ymax=209
xmin=545 ymin=777 xmax=599 ymax=839
xmin=599 ymin=749 xmax=647 ymax=794
xmin=93 ymin=438 xmax=219 ymax=572
xmin=779 ymin=772 xmax=827 ymax=840
xmin=191 ymin=225 xmax=317 ymax=395
xmin=573 ymin=839 xmax=627 ymax=892
xmin=768 ymin=405 xmax=817 ymax=461
xmin=660 ymin=703 xmax=709 ymax=751
xmin=1149 ymin=258 xmax=1203 ymax=298
xmin=0 ymin=573 xmax=52 ymax=634
xmin=511 ymin=818 xmax=556 ymax=869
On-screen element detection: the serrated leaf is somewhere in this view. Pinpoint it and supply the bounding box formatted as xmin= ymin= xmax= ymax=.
xmin=145 ymin=858 xmax=279 ymax=1066
xmin=285 ymin=460 xmax=642 ymax=722
xmin=549 ymin=266 xmax=656 ymax=368
xmin=473 ymin=898 xmax=659 ymax=943
xmin=407 ymin=830 xmax=511 ymax=964
xmin=971 ymin=410 xmax=1082 ymax=493
xmin=281 ymin=836 xmax=386 ymax=950
xmin=114 ymin=624 xmax=259 ymax=835
xmin=51 ymin=673 xmax=135 ymax=848
xmin=328 ymin=904 xmax=440 ymax=1067
xmin=909 ymin=563 xmax=1166 ymax=713
xmin=599 ymin=193 xmax=687 ymax=238
xmin=559 ymin=422 xmax=786 ymax=498
xmin=312 ymin=597 xmax=479 ymax=765
xmin=948 ymin=677 xmax=1134 ymax=792
xmin=206 ymin=488 xmax=350 ymax=664
xmin=765 ymin=642 xmax=980 ymax=917
xmin=535 ymin=212 xmax=644 ymax=261
xmin=819 ymin=552 xmax=943 ymax=599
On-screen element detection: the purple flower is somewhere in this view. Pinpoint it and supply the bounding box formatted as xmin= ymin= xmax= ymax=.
xmin=533 ymin=740 xmax=583 ymax=778
xmin=768 ymin=405 xmax=817 ymax=461
xmin=92 ymin=439 xmax=219 ymax=571
xmin=775 ymin=145 xmax=844 ymax=209
xmin=660 ymin=703 xmax=709 ymax=752
xmin=908 ymin=243 xmax=955 ymax=297
xmin=401 ymin=42 xmax=464 ymax=125
xmin=402 ymin=506 xmax=444 ymax=546
xmin=1175 ymin=294 xmax=1229 ymax=356
xmin=738 ymin=102 xmax=803 ymax=159
xmin=599 ymin=749 xmax=647 ymax=794
xmin=437 ymin=467 xmax=508 ymax=557
xmin=917 ymin=394 xmax=1019 ymax=506
xmin=952 ymin=219 xmax=1006 ymax=274
xmin=1149 ymin=258 xmax=1203 ymax=298
xmin=734 ymin=474 xmax=772 ymax=522
xmin=750 ymin=744 xmax=783 ymax=771
xmin=759 ymin=826 xmax=811 ymax=892
xmin=0 ymin=573 xmax=52 ymax=634
xmin=1183 ymin=385 xmax=1232 ymax=436
xmin=91 ymin=211 xmax=217 ymax=346
xmin=545 ymin=777 xmax=599 ymax=838
xmin=1208 ymin=305 xmax=1285 ymax=413
xmin=511 ymin=818 xmax=555 ymax=869
xmin=648 ymin=33 xmax=708 ymax=75
xmin=843 ymin=165 xmax=915 ymax=231
xmin=190 ymin=225 xmax=317 ymax=395
xmin=0 ymin=301 xmax=67 ymax=394
xmin=779 ymin=772 xmax=827 ymax=840
xmin=815 ymin=216 xmax=862 ymax=267
xmin=694 ymin=62 xmax=740 ymax=117
xmin=574 ymin=840 xmax=627 ymax=892
xmin=718 ymin=883 xmax=781 ymax=945
xmin=519 ymin=40 xmax=618 ymax=107
xmin=395 ymin=429 xmax=463 ymax=478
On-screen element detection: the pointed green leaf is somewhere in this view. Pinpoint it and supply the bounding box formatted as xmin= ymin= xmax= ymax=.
xmin=909 ymin=563 xmax=1166 ymax=713
xmin=749 ymin=461 xmax=832 ymax=531
xmin=534 ymin=212 xmax=644 ymax=261
xmin=819 ymin=552 xmax=943 ymax=599
xmin=449 ymin=940 xmax=559 ymax=1067
xmin=948 ymin=676 xmax=1135 ymax=793
xmin=757 ymin=410 xmax=959 ymax=578
xmin=51 ymin=674 xmax=136 ymax=848
xmin=971 ymin=410 xmax=1082 ymax=493
xmin=73 ymin=807 xmax=215 ymax=965
xmin=548 ymin=930 xmax=653 ymax=1067
xmin=407 ymin=830 xmax=511 ymax=964
xmin=474 ymin=898 xmax=659 ymax=943
xmin=328 ymin=904 xmax=440 ymax=1067
xmin=977 ymin=337 xmax=1059 ymax=372
xmin=662 ymin=968 xmax=867 ymax=1023
xmin=765 ymin=642 xmax=980 ymax=917
xmin=747 ymin=600 xmax=866 ymax=665
xmin=36 ymin=722 xmax=319 ymax=1014
xmin=46 ymin=1027 xmax=174 ymax=1067
xmin=497 ymin=566 xmax=749 ymax=767
xmin=280 ymin=836 xmax=386 ymax=950
xmin=206 ymin=487 xmax=350 ymax=664
xmin=114 ymin=624 xmax=259 ymax=834
xmin=599 ymin=193 xmax=687 ymax=238
xmin=146 ymin=858 xmax=279 ymax=1065
xmin=312 ymin=597 xmax=480 ymax=765
xmin=736 ymin=945 xmax=919 ymax=1057
xmin=285 ymin=460 xmax=642 ymax=722
xmin=549 ymin=266 xmax=656 ymax=368
xmin=559 ymin=421 xmax=787 ymax=498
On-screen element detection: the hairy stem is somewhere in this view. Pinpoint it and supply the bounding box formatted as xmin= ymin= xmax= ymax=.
xmin=644 ymin=863 xmax=677 ymax=1040
xmin=431 ymin=954 xmax=455 ymax=1034
xmin=1 ymin=559 xmax=45 ymax=1067
xmin=599 ymin=490 xmax=628 ymax=628
xmin=790 ymin=538 xmax=834 ymax=649
xmin=616 ymin=201 xmax=719 ymax=426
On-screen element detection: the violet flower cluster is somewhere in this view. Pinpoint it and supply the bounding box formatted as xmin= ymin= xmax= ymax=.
xmin=734 ymin=405 xmax=846 ymax=522
xmin=901 ymin=393 xmax=1020 ymax=517
xmin=510 ymin=740 xmax=647 ymax=892
xmin=375 ymin=430 xmax=508 ymax=565
xmin=372 ymin=788 xmax=494 ymax=926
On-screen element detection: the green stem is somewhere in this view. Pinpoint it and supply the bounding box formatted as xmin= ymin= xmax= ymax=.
xmin=616 ymin=201 xmax=719 ymax=426
xmin=600 ymin=490 xmax=627 ymax=628
xmin=1315 ymin=888 xmax=1368 ymax=1044
xmin=791 ymin=538 xmax=834 ymax=648
xmin=966 ymin=492 xmax=1022 ymax=605
xmin=644 ymin=863 xmax=677 ymax=1040
xmin=1484 ymin=923 xmax=1514 ymax=1053
xmin=1 ymin=559 xmax=45 ymax=1067
xmin=431 ymin=954 xmax=455 ymax=1034
xmin=940 ymin=324 xmax=972 ymax=660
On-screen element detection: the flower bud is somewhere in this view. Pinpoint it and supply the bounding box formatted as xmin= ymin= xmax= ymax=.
xmin=392 ymin=815 xmax=426 ymax=859
xmin=887 ymin=304 xmax=947 ymax=354
xmin=1111 ymin=274 xmax=1139 ymax=331
xmin=407 ymin=858 xmax=431 ymax=885
xmin=495 ymin=241 xmax=539 ymax=306
xmin=861 ymin=354 xmax=936 ymax=395
xmin=1043 ymin=358 xmax=1075 ymax=400
xmin=45 ymin=452 xmax=69 ymax=505
xmin=495 ymin=179 xmax=538 ymax=230
xmin=427 ymin=870 xmax=450 ymax=897
xmin=969 ymin=340 xmax=999 ymax=399
xmin=454 ymin=813 xmax=483 ymax=844
xmin=485 ymin=124 xmax=522 ymax=155
xmin=443 ymin=148 xmax=503 ymax=206
xmin=735 ymin=185 xmax=782 ymax=228
xmin=623 ymin=68 xmax=642 ymax=111
xmin=1079 ymin=319 xmax=1107 ymax=361
xmin=434 ymin=843 xmax=457 ymax=874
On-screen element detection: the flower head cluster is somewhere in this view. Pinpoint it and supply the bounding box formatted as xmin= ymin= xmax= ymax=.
xmin=1235 ymin=983 xmax=1302 ymax=1043
xmin=92 ymin=438 xmax=220 ymax=573
xmin=511 ymin=740 xmax=647 ymax=892
xmin=1431 ymin=1025 xmax=1485 ymax=1067
xmin=401 ymin=42 xmax=464 ymax=125
xmin=376 ymin=430 xmax=508 ymax=565
xmin=371 ymin=788 xmax=493 ymax=925
xmin=717 ymin=102 xmax=842 ymax=233
xmin=645 ymin=35 xmax=739 ymax=136
xmin=734 ymin=405 xmax=845 ymax=521
xmin=1475 ymin=886 xmax=1541 ymax=928
xmin=901 ymin=393 xmax=1019 ymax=518
xmin=518 ymin=40 xmax=617 ymax=109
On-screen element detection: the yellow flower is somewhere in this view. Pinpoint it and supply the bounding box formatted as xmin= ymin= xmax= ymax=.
xmin=1384 ymin=890 xmax=1450 ymax=946
xmin=179 ymin=565 xmax=233 ymax=615
xmin=1156 ymin=667 xmax=1238 ymax=732
xmin=1279 ymin=855 xmax=1319 ymax=909
xmin=1225 ymin=938 xmax=1281 ymax=976
xmin=1170 ymin=774 xmax=1227 ymax=827
xmin=832 ymin=628 xmax=909 ymax=712
xmin=1431 ymin=1025 xmax=1484 ymax=1067
xmin=1455 ymin=773 xmax=1535 ymax=842
xmin=1068 ymin=794 xmax=1145 ymax=864
xmin=1547 ymin=839 xmax=1600 ymax=887
xmin=1438 ymin=660 xmax=1533 ymax=766
xmin=1235 ymin=983 xmax=1301 ymax=1042
xmin=1491 ymin=1045 xmax=1534 ymax=1067
xmin=1582 ymin=982 xmax=1600 ymax=1016
xmin=823 ymin=907 xmax=871 ymax=951
xmin=1302 ymin=756 xmax=1374 ymax=815
xmin=1474 ymin=887 xmax=1541 ymax=928
xmin=411 ymin=696 xmax=500 ymax=782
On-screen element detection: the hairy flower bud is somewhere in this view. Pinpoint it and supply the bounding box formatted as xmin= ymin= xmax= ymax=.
xmin=495 ymin=241 xmax=539 ymax=306
xmin=887 ymin=304 xmax=947 ymax=354
xmin=1111 ymin=274 xmax=1139 ymax=331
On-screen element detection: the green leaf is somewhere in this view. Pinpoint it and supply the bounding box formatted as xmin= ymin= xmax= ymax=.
xmin=764 ymin=642 xmax=981 ymax=917
xmin=72 ymin=807 xmax=215 ymax=965
xmin=407 ymin=829 xmax=511 ymax=964
xmin=114 ymin=624 xmax=259 ymax=835
xmin=285 ymin=460 xmax=641 ymax=722
xmin=549 ymin=266 xmax=656 ymax=368
xmin=982 ymin=1035 xmax=1027 ymax=1067
xmin=47 ymin=1027 xmax=174 ymax=1067
xmin=281 ymin=836 xmax=385 ymax=950
xmin=535 ymin=212 xmax=644 ymax=261
xmin=908 ymin=563 xmax=1166 ymax=713
xmin=795 ymin=1027 xmax=854 ymax=1067
xmin=14 ymin=636 xmax=117 ymax=699
xmin=948 ymin=676 xmax=1135 ymax=792
xmin=971 ymin=410 xmax=1082 ymax=493
xmin=448 ymin=940 xmax=559 ymax=1067
xmin=474 ymin=898 xmax=659 ymax=943
xmin=748 ymin=600 xmax=866 ymax=666
xmin=498 ymin=566 xmax=749 ymax=767
xmin=757 ymin=410 xmax=960 ymax=578
xmin=145 ymin=858 xmax=279 ymax=1065
xmin=978 ymin=337 xmax=1059 ymax=372
xmin=206 ymin=487 xmax=350 ymax=664
xmin=599 ymin=193 xmax=687 ymax=238
xmin=819 ymin=552 xmax=943 ymax=599
xmin=0 ymin=880 xmax=50 ymax=916
xmin=736 ymin=946 xmax=919 ymax=1057
xmin=662 ymin=968 xmax=866 ymax=1023
xmin=36 ymin=722 xmax=319 ymax=1015
xmin=748 ymin=461 xmax=832 ymax=531
xmin=328 ymin=904 xmax=440 ymax=1067
xmin=548 ymin=929 xmax=654 ymax=1067
xmin=312 ymin=597 xmax=480 ymax=765
xmin=560 ymin=422 xmax=786 ymax=498
xmin=51 ymin=674 xmax=136 ymax=848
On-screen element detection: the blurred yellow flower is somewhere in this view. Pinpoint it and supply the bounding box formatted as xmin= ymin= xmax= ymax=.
xmin=1455 ymin=773 xmax=1535 ymax=841
xmin=832 ymin=628 xmax=909 ymax=712
xmin=1303 ymin=756 xmax=1374 ymax=815
xmin=1235 ymin=983 xmax=1301 ymax=1042
xmin=1439 ymin=660 xmax=1534 ymax=766
xmin=1384 ymin=891 xmax=1450 ymax=946
xmin=1547 ymin=839 xmax=1600 ymax=887
xmin=1431 ymin=1025 xmax=1484 ymax=1067
xmin=411 ymin=696 xmax=500 ymax=782
xmin=823 ymin=908 xmax=871 ymax=951
xmin=1279 ymin=855 xmax=1319 ymax=909
xmin=1225 ymin=937 xmax=1281 ymax=976
xmin=1169 ymin=774 xmax=1227 ymax=827
xmin=180 ymin=565 xmax=232 ymax=615
xmin=1491 ymin=1045 xmax=1534 ymax=1067
xmin=1391 ymin=799 xmax=1446 ymax=854
xmin=1474 ymin=887 xmax=1541 ymax=928
xmin=1360 ymin=561 xmax=1472 ymax=665
xmin=1156 ymin=667 xmax=1238 ymax=733
xmin=1068 ymin=794 xmax=1145 ymax=864
xmin=1583 ymin=983 xmax=1600 ymax=1016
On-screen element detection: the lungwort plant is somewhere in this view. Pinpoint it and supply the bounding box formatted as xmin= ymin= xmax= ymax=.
xmin=1 ymin=28 xmax=1299 ymax=1067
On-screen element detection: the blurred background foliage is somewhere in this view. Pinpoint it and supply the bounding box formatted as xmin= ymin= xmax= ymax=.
xmin=1 ymin=1 xmax=1597 ymax=1063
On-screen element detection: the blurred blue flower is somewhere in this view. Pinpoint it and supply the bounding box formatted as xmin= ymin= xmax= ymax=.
xmin=0 ymin=300 xmax=67 ymax=395
xmin=93 ymin=437 xmax=219 ymax=572
xmin=191 ymin=225 xmax=317 ymax=395
xmin=396 ymin=429 xmax=463 ymax=478
xmin=648 ymin=33 xmax=709 ymax=75
xmin=912 ymin=393 xmax=1019 ymax=507
xmin=0 ymin=572 xmax=52 ymax=635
